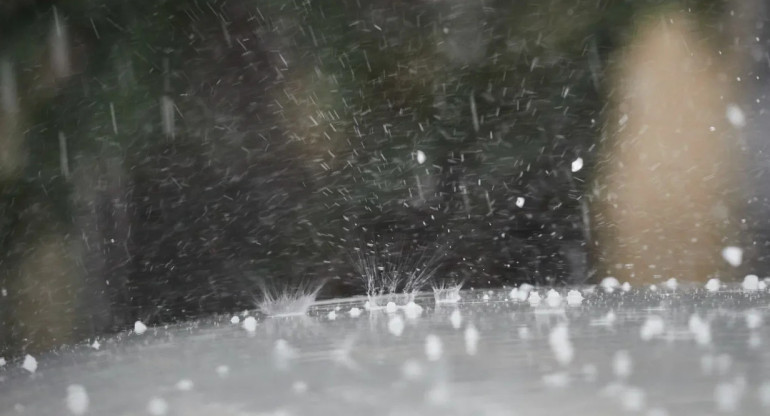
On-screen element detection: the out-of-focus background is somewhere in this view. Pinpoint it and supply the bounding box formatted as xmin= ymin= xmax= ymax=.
xmin=0 ymin=0 xmax=767 ymax=356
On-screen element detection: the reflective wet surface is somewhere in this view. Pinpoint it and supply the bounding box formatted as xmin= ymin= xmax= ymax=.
xmin=3 ymin=283 xmax=770 ymax=415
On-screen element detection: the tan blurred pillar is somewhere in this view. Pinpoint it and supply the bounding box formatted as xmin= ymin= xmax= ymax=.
xmin=595 ymin=12 xmax=741 ymax=284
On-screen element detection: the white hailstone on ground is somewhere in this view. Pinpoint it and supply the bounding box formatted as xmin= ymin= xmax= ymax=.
xmin=745 ymin=310 xmax=763 ymax=330
xmin=147 ymin=397 xmax=169 ymax=416
xmin=571 ymin=157 xmax=584 ymax=173
xmin=424 ymin=335 xmax=443 ymax=361
xmin=403 ymin=301 xmax=423 ymax=319
xmin=416 ymin=150 xmax=426 ymax=164
xmin=664 ymin=278 xmax=678 ymax=290
xmin=464 ymin=324 xmax=479 ymax=356
xmin=22 ymin=354 xmax=37 ymax=373
xmin=482 ymin=293 xmax=490 ymax=301
xmin=388 ymin=315 xmax=405 ymax=337
xmin=649 ymin=284 xmax=658 ymax=292
xmin=689 ymin=314 xmax=712 ymax=346
xmin=348 ymin=307 xmax=362 ymax=317
xmin=515 ymin=197 xmax=525 ymax=208
xmin=175 ymin=379 xmax=194 ymax=391
xmin=546 ymin=289 xmax=562 ymax=307
xmin=621 ymin=282 xmax=632 ymax=292
xmin=527 ymin=291 xmax=542 ymax=306
xmin=742 ymin=274 xmax=760 ymax=291
xmin=327 ymin=310 xmax=337 ymax=320
xmin=385 ymin=302 xmax=398 ymax=313
xmin=230 ymin=315 xmax=240 ymax=324
xmin=215 ymin=365 xmax=230 ymax=378
xmin=549 ymin=324 xmax=574 ymax=366
xmin=566 ymin=290 xmax=584 ymax=306
xmin=134 ymin=321 xmax=148 ymax=335
xmin=449 ymin=309 xmax=463 ymax=329
xmin=601 ymin=277 xmax=620 ymax=292
xmin=90 ymin=340 xmax=101 ymax=350
xmin=66 ymin=384 xmax=89 ymax=415
xmin=613 ymin=350 xmax=633 ymax=379
xmin=640 ymin=315 xmax=665 ymax=341
xmin=726 ymin=104 xmax=746 ymax=128
xmin=705 ymin=278 xmax=721 ymax=292
xmin=721 ymin=246 xmax=743 ymax=267
xmin=242 ymin=316 xmax=258 ymax=332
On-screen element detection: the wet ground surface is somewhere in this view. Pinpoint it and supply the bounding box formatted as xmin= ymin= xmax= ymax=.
xmin=3 ymin=281 xmax=770 ymax=415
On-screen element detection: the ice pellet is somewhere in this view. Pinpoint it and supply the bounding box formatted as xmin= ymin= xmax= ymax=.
xmin=403 ymin=301 xmax=423 ymax=319
xmin=621 ymin=282 xmax=632 ymax=292
xmin=546 ymin=289 xmax=562 ymax=307
xmin=292 ymin=381 xmax=308 ymax=394
xmin=449 ymin=309 xmax=462 ymax=329
xmin=664 ymin=278 xmax=678 ymax=290
xmin=689 ymin=314 xmax=712 ymax=346
xmin=722 ymin=246 xmax=743 ymax=267
xmin=745 ymin=310 xmax=762 ymax=329
xmin=90 ymin=340 xmax=100 ymax=350
xmin=348 ymin=307 xmax=362 ymax=317
xmin=134 ymin=321 xmax=148 ymax=335
xmin=601 ymin=277 xmax=620 ymax=292
xmin=22 ymin=354 xmax=37 ymax=373
xmin=515 ymin=197 xmax=525 ymax=208
xmin=175 ymin=379 xmax=194 ymax=391
xmin=549 ymin=324 xmax=574 ymax=366
xmin=571 ymin=157 xmax=583 ymax=173
xmin=726 ymin=104 xmax=746 ymax=128
xmin=416 ymin=150 xmax=426 ymax=164
xmin=613 ymin=350 xmax=632 ymax=379
xmin=566 ymin=290 xmax=584 ymax=306
xmin=242 ymin=316 xmax=257 ymax=332
xmin=742 ymin=274 xmax=760 ymax=291
xmin=464 ymin=324 xmax=479 ymax=356
xmin=327 ymin=310 xmax=337 ymax=320
xmin=425 ymin=335 xmax=443 ymax=361
xmin=640 ymin=315 xmax=665 ymax=341
xmin=388 ymin=315 xmax=405 ymax=337
xmin=527 ymin=291 xmax=542 ymax=306
xmin=230 ymin=315 xmax=240 ymax=324
xmin=705 ymin=278 xmax=721 ymax=292
xmin=66 ymin=384 xmax=89 ymax=415
xmin=147 ymin=397 xmax=169 ymax=416
xmin=216 ymin=365 xmax=230 ymax=378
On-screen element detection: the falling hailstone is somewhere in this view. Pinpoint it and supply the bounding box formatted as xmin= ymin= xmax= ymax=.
xmin=416 ymin=150 xmax=426 ymax=164
xmin=721 ymin=246 xmax=743 ymax=267
xmin=66 ymin=384 xmax=89 ymax=415
xmin=134 ymin=321 xmax=148 ymax=335
xmin=726 ymin=104 xmax=746 ymax=128
xmin=515 ymin=197 xmax=525 ymax=208
xmin=571 ymin=157 xmax=583 ymax=173
xmin=449 ymin=309 xmax=463 ymax=329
